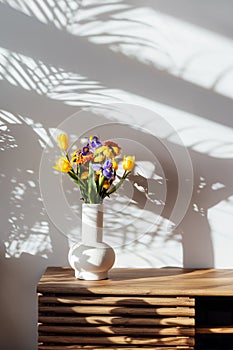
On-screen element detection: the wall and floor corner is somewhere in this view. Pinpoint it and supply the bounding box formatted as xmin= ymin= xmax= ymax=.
xmin=0 ymin=1 xmax=233 ymax=349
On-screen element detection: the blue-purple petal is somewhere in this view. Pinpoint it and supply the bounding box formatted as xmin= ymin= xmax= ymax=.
xmin=82 ymin=145 xmax=89 ymax=155
xmin=103 ymin=159 xmax=112 ymax=169
xmin=103 ymin=168 xmax=114 ymax=179
xmin=92 ymin=164 xmax=102 ymax=172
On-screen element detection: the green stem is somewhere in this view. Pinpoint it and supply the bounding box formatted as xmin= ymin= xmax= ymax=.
xmin=68 ymin=170 xmax=85 ymax=188
xmin=104 ymin=171 xmax=130 ymax=198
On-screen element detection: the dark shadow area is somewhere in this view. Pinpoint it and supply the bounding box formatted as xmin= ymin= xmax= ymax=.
xmin=196 ymin=296 xmax=233 ymax=350
xmin=0 ymin=240 xmax=69 ymax=350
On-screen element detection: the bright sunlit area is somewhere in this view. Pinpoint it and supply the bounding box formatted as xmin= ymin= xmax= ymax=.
xmin=0 ymin=1 xmax=233 ymax=350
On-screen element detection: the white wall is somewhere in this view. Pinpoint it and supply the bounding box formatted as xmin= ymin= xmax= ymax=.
xmin=0 ymin=1 xmax=233 ymax=349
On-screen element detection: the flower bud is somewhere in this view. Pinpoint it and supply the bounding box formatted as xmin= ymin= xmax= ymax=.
xmin=122 ymin=155 xmax=135 ymax=171
xmin=57 ymin=133 xmax=69 ymax=150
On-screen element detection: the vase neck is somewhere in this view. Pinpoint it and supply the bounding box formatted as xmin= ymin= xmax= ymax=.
xmin=81 ymin=204 xmax=103 ymax=244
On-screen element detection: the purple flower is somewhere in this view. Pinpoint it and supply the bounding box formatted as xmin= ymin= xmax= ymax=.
xmin=104 ymin=160 xmax=112 ymax=169
xmin=92 ymin=160 xmax=114 ymax=180
xmin=92 ymin=164 xmax=101 ymax=172
xmin=82 ymin=145 xmax=89 ymax=155
xmin=89 ymin=136 xmax=102 ymax=149
xmin=103 ymin=160 xmax=114 ymax=179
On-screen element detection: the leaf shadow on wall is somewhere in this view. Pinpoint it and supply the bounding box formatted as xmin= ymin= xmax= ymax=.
xmin=0 ymin=2 xmax=233 ymax=128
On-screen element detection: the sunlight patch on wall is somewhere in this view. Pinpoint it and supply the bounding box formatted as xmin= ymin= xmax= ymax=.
xmin=140 ymin=102 xmax=233 ymax=159
xmin=0 ymin=108 xmax=53 ymax=150
xmin=1 ymin=45 xmax=232 ymax=161
xmin=0 ymin=0 xmax=80 ymax=28
xmin=1 ymin=167 xmax=53 ymax=258
xmin=1 ymin=0 xmax=233 ymax=99
xmin=5 ymin=221 xmax=51 ymax=258
xmin=0 ymin=47 xmax=77 ymax=95
xmin=76 ymin=4 xmax=233 ymax=99
xmin=86 ymin=94 xmax=233 ymax=159
xmin=0 ymin=47 xmax=114 ymax=107
xmin=1 ymin=44 xmax=232 ymax=161
xmin=0 ymin=110 xmax=21 ymax=150
xmin=0 ymin=109 xmax=54 ymax=258
xmin=115 ymin=214 xmax=183 ymax=268
xmin=72 ymin=3 xmax=233 ymax=99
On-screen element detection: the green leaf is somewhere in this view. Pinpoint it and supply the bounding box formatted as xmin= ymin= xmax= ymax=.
xmin=68 ymin=171 xmax=85 ymax=188
xmin=88 ymin=163 xmax=100 ymax=203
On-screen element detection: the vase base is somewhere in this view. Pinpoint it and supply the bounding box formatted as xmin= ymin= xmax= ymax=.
xmin=75 ymin=270 xmax=108 ymax=280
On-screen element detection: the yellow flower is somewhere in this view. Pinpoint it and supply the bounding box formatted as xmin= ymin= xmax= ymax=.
xmin=94 ymin=155 xmax=104 ymax=163
xmin=112 ymin=160 xmax=118 ymax=170
xmin=53 ymin=157 xmax=72 ymax=172
xmin=81 ymin=171 xmax=89 ymax=179
xmin=104 ymin=149 xmax=114 ymax=158
xmin=72 ymin=149 xmax=79 ymax=157
xmin=57 ymin=133 xmax=69 ymax=150
xmin=103 ymin=180 xmax=110 ymax=189
xmin=104 ymin=141 xmax=121 ymax=156
xmin=95 ymin=145 xmax=114 ymax=158
xmin=122 ymin=155 xmax=135 ymax=171
xmin=95 ymin=146 xmax=107 ymax=155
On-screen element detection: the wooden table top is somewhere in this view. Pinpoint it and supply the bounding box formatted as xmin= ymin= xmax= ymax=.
xmin=37 ymin=267 xmax=233 ymax=296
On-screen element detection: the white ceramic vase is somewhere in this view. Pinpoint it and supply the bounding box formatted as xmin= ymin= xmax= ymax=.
xmin=68 ymin=203 xmax=115 ymax=280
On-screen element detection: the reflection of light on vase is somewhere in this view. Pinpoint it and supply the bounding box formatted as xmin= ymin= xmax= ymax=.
xmin=68 ymin=204 xmax=115 ymax=280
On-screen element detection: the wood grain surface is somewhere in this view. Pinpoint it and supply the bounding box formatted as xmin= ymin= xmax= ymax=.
xmin=37 ymin=267 xmax=233 ymax=296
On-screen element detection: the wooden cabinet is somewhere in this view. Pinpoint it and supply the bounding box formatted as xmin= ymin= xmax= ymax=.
xmin=37 ymin=267 xmax=233 ymax=350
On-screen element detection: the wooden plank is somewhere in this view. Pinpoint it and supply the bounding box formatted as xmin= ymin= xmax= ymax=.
xmin=39 ymin=335 xmax=195 ymax=346
xmin=39 ymin=325 xmax=195 ymax=336
xmin=39 ymin=295 xmax=195 ymax=306
xmin=38 ymin=346 xmax=194 ymax=350
xmin=38 ymin=315 xmax=195 ymax=326
xmin=39 ymin=305 xmax=195 ymax=317
xmin=196 ymin=326 xmax=233 ymax=334
xmin=37 ymin=267 xmax=233 ymax=296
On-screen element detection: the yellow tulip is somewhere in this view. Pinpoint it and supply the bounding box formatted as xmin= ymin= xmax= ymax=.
xmin=122 ymin=155 xmax=135 ymax=171
xmin=57 ymin=133 xmax=69 ymax=150
xmin=53 ymin=157 xmax=72 ymax=172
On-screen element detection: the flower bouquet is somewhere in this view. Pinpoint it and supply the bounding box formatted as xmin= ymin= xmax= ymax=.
xmin=53 ymin=134 xmax=135 ymax=204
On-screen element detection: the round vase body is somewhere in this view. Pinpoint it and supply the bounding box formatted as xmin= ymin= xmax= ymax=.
xmin=68 ymin=204 xmax=115 ymax=280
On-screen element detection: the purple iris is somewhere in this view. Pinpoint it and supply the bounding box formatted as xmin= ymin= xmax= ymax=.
xmin=92 ymin=160 xmax=114 ymax=180
xmin=103 ymin=160 xmax=114 ymax=179
xmin=89 ymin=136 xmax=102 ymax=149
xmin=82 ymin=145 xmax=89 ymax=155
xmin=92 ymin=164 xmax=101 ymax=172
